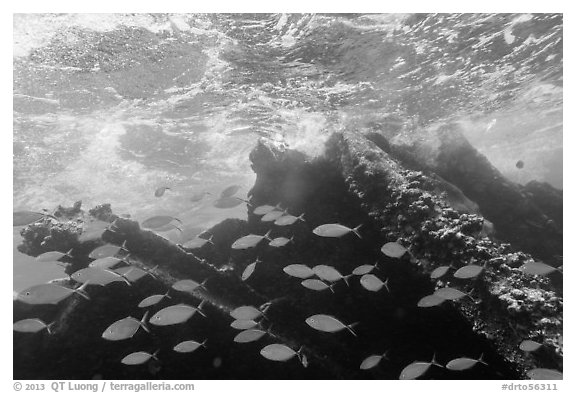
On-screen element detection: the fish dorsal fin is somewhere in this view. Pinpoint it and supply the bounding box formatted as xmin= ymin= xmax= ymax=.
xmin=352 ymin=224 xmax=363 ymax=239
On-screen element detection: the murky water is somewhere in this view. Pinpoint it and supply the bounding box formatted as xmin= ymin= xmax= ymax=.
xmin=13 ymin=13 xmax=562 ymax=292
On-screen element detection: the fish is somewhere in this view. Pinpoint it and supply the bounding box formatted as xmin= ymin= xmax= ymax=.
xmin=13 ymin=210 xmax=54 ymax=226
xmin=102 ymin=312 xmax=150 ymax=341
xmin=13 ymin=319 xmax=55 ymax=334
xmin=230 ymin=319 xmax=259 ymax=330
xmin=352 ymin=262 xmax=378 ymax=276
xmin=527 ymin=368 xmax=563 ymax=380
xmin=381 ymin=242 xmax=408 ymax=258
xmin=190 ymin=191 xmax=211 ymax=202
xmin=312 ymin=223 xmax=362 ymax=239
xmin=434 ymin=287 xmax=473 ymax=301
xmin=180 ymin=234 xmax=214 ymax=249
xmin=520 ymin=340 xmax=543 ymax=352
xmin=301 ymin=279 xmax=335 ymax=293
xmin=220 ymin=184 xmax=242 ymax=198
xmin=454 ymin=262 xmax=486 ymax=279
xmin=269 ymin=236 xmax=293 ymax=248
xmin=312 ymin=265 xmax=351 ymax=285
xmin=274 ymin=213 xmax=305 ymax=226
xmin=89 ymin=255 xmax=129 ymax=270
xmin=172 ymin=278 xmax=208 ymax=293
xmin=174 ymin=339 xmax=207 ymax=353
xmin=233 ymin=329 xmax=270 ymax=343
xmin=242 ymin=258 xmax=261 ymax=281
xmin=260 ymin=344 xmax=307 ymax=367
xmin=88 ymin=241 xmax=128 ymax=259
xmin=430 ymin=265 xmax=452 ymax=279
xmin=360 ymin=351 xmax=389 ymax=370
xmin=35 ymin=249 xmax=73 ymax=263
xmin=141 ymin=216 xmax=182 ymax=230
xmin=153 ymin=223 xmax=183 ymax=233
xmin=121 ymin=350 xmax=159 ymax=365
xmin=417 ymin=294 xmax=446 ymax=308
xmin=283 ymin=264 xmax=315 ymax=279
xmin=114 ymin=266 xmax=156 ymax=282
xmin=360 ymin=274 xmax=390 ymax=292
xmin=253 ymin=204 xmax=281 ymax=215
xmin=149 ymin=301 xmax=207 ymax=326
xmin=138 ymin=291 xmax=171 ymax=308
xmin=231 ymin=231 xmax=272 ymax=250
xmin=230 ymin=305 xmax=266 ymax=321
xmin=305 ymin=314 xmax=358 ymax=336
xmin=520 ymin=262 xmax=562 ymax=276
xmin=516 ymin=160 xmax=524 ymax=169
xmin=79 ymin=220 xmax=115 ymax=242
xmin=213 ymin=197 xmax=251 ymax=209
xmin=445 ymin=354 xmax=487 ymax=371
xmin=16 ymin=281 xmax=90 ymax=305
xmin=154 ymin=186 xmax=171 ymax=197
xmin=399 ymin=354 xmax=444 ymax=380
xmin=72 ymin=267 xmax=131 ymax=286
xmin=261 ymin=210 xmax=286 ymax=222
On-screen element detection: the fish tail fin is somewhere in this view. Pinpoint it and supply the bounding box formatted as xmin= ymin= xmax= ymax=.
xmin=343 ymin=274 xmax=353 ymax=287
xmin=173 ymin=217 xmax=183 ymax=224
xmin=297 ymin=213 xmax=306 ymax=222
xmin=431 ymin=353 xmax=444 ymax=368
xmin=65 ymin=248 xmax=74 ymax=258
xmin=382 ymin=349 xmax=391 ymax=361
xmin=289 ymin=235 xmax=295 ymax=243
xmin=75 ymin=281 xmax=91 ymax=300
xmin=118 ymin=269 xmax=133 ymax=286
xmin=374 ymin=261 xmax=379 ymax=270
xmin=207 ymin=234 xmax=215 ymax=245
xmin=346 ymin=322 xmax=359 ymax=337
xmin=141 ymin=311 xmax=151 ymax=333
xmin=173 ymin=225 xmax=183 ymax=233
xmin=197 ymin=300 xmax=207 ymax=317
xmin=264 ymin=230 xmax=272 ymax=241
xmin=383 ymin=277 xmax=391 ymax=293
xmin=164 ymin=289 xmax=171 ymax=299
xmin=146 ymin=265 xmax=159 ymax=279
xmin=120 ymin=240 xmax=128 ymax=251
xmin=328 ymin=283 xmax=336 ymax=293
xmin=152 ymin=349 xmax=160 ymax=361
xmin=199 ymin=277 xmax=210 ymax=290
xmin=201 ymin=339 xmax=208 ymax=348
xmin=297 ymin=348 xmax=309 ymax=368
xmin=478 ymin=353 xmax=488 ymax=366
xmin=352 ymin=224 xmax=363 ymax=239
xmin=558 ymin=265 xmax=563 ymax=274
xmin=46 ymin=321 xmax=56 ymax=335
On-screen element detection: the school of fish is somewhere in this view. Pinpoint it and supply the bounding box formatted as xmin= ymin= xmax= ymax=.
xmin=13 ymin=183 xmax=562 ymax=379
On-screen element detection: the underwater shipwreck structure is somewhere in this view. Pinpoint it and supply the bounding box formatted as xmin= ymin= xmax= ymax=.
xmin=14 ymin=125 xmax=562 ymax=380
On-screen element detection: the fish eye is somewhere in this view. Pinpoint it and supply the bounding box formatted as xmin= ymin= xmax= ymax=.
xmin=25 ymin=292 xmax=30 ymax=296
